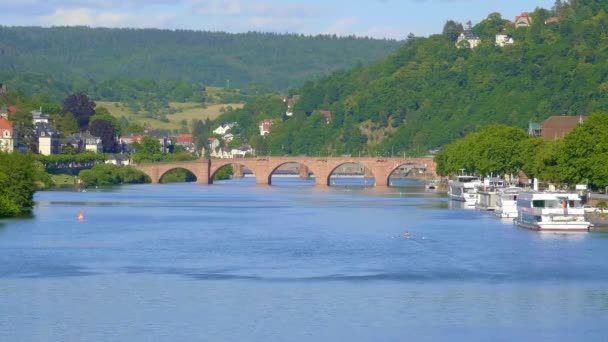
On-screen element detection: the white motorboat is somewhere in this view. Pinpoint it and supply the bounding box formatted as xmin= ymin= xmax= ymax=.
xmin=494 ymin=187 xmax=521 ymax=218
xmin=514 ymin=191 xmax=592 ymax=231
xmin=448 ymin=174 xmax=482 ymax=206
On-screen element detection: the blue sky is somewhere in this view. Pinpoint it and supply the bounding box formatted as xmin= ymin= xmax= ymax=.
xmin=0 ymin=0 xmax=555 ymax=39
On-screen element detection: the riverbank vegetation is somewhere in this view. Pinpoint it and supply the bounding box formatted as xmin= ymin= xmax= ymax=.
xmin=0 ymin=153 xmax=37 ymax=217
xmin=78 ymin=164 xmax=150 ymax=187
xmin=435 ymin=112 xmax=608 ymax=190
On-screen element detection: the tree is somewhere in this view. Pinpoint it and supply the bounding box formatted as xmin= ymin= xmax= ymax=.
xmin=63 ymin=92 xmax=96 ymax=129
xmin=55 ymin=112 xmax=80 ymax=137
xmin=442 ymin=20 xmax=464 ymax=43
xmin=0 ymin=153 xmax=37 ymax=217
xmin=435 ymin=125 xmax=528 ymax=177
xmin=133 ymin=136 xmax=163 ymax=163
xmin=90 ymin=119 xmax=119 ymax=153
xmin=8 ymin=108 xmax=36 ymax=151
xmin=561 ymin=112 xmax=608 ymax=188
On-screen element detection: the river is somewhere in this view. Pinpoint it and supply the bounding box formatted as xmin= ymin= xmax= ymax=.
xmin=1 ymin=178 xmax=608 ymax=341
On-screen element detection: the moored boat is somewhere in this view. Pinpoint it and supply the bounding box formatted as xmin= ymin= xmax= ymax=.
xmin=448 ymin=174 xmax=482 ymax=206
xmin=494 ymin=187 xmax=521 ymax=218
xmin=514 ymin=191 xmax=591 ymax=232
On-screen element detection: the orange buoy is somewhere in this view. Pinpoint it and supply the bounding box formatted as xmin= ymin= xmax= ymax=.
xmin=78 ymin=211 xmax=84 ymax=221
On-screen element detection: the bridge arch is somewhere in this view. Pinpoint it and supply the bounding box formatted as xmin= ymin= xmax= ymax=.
xmin=158 ymin=167 xmax=197 ymax=183
xmin=209 ymin=161 xmax=254 ymax=184
xmin=386 ymin=162 xmax=430 ymax=186
xmin=327 ymin=161 xmax=376 ymax=187
xmin=267 ymin=161 xmax=317 ymax=185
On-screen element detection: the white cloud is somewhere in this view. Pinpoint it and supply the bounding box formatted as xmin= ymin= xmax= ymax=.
xmin=326 ymin=17 xmax=357 ymax=36
xmin=40 ymin=7 xmax=176 ymax=28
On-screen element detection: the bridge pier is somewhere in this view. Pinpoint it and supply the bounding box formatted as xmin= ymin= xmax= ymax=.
xmin=299 ymin=165 xmax=309 ymax=179
xmin=233 ymin=164 xmax=244 ymax=178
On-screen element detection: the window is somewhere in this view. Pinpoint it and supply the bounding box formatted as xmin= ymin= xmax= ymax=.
xmin=532 ymin=200 xmax=545 ymax=208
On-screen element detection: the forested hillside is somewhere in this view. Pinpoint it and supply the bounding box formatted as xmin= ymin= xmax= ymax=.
xmin=0 ymin=26 xmax=401 ymax=96
xmin=221 ymin=0 xmax=608 ymax=156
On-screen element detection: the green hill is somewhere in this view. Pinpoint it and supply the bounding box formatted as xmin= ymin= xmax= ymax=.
xmin=0 ymin=26 xmax=401 ymax=95
xmin=217 ymin=0 xmax=608 ymax=156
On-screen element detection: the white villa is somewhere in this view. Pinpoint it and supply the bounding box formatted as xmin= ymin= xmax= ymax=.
xmin=496 ymin=34 xmax=514 ymax=47
xmin=456 ymin=31 xmax=481 ymax=49
xmin=213 ymin=123 xmax=236 ymax=135
xmin=0 ymin=117 xmax=16 ymax=153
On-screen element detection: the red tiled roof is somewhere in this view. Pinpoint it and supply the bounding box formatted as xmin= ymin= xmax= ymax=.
xmin=320 ymin=110 xmax=332 ymax=122
xmin=7 ymin=106 xmax=17 ymax=113
xmin=177 ymin=134 xmax=193 ymax=144
xmin=0 ymin=117 xmax=13 ymax=133
xmin=545 ymin=17 xmax=559 ymax=24
xmin=541 ymin=116 xmax=585 ymax=140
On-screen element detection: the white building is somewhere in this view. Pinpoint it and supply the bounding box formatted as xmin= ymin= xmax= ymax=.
xmin=222 ymin=133 xmax=234 ymax=143
xmin=456 ymin=31 xmax=481 ymax=49
xmin=106 ymin=154 xmax=131 ymax=166
xmin=495 ymin=34 xmax=514 ymax=47
xmin=231 ymin=145 xmax=255 ymax=158
xmin=210 ymin=148 xmax=232 ymax=159
xmin=213 ymin=123 xmax=236 ymax=135
xmin=31 ymin=110 xmax=50 ymax=124
xmin=35 ymin=122 xmax=60 ymax=155
xmin=208 ymin=137 xmax=220 ymax=150
xmin=515 ymin=12 xmax=532 ymax=28
xmin=0 ymin=117 xmax=16 ymax=153
xmin=259 ymin=120 xmax=273 ymax=136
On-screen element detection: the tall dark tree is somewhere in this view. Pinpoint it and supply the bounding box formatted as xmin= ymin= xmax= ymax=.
xmin=442 ymin=20 xmax=464 ymax=43
xmin=63 ymin=92 xmax=96 ymax=129
xmin=89 ymin=119 xmax=119 ymax=153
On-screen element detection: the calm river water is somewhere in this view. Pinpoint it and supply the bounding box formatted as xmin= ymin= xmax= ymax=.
xmin=1 ymin=177 xmax=608 ymax=341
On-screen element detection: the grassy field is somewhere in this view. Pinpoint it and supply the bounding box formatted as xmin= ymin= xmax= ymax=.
xmin=97 ymin=102 xmax=244 ymax=131
xmin=51 ymin=174 xmax=78 ymax=186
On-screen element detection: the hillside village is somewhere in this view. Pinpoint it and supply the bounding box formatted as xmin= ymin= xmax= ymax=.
xmin=0 ymin=5 xmax=602 ymax=167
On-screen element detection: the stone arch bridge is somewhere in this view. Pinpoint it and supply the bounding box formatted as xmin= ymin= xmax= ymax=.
xmin=133 ymin=157 xmax=436 ymax=187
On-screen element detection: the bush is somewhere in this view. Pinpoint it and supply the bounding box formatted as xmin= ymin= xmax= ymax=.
xmin=0 ymin=153 xmax=37 ymax=217
xmin=78 ymin=164 xmax=151 ymax=187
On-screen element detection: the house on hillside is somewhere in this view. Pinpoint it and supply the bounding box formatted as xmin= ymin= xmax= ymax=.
xmin=320 ymin=110 xmax=332 ymax=124
xmin=35 ymin=122 xmax=61 ymax=155
xmin=213 ymin=122 xmax=236 ymax=135
xmin=31 ymin=109 xmax=50 ymax=124
xmin=284 ymin=95 xmax=301 ymax=117
xmin=515 ymin=12 xmax=532 ymax=28
xmin=144 ymin=130 xmax=172 ymax=153
xmin=528 ymin=122 xmax=542 ymax=137
xmin=208 ymin=137 xmax=220 ymax=150
xmin=175 ymin=133 xmax=196 ymax=152
xmin=495 ymin=34 xmax=514 ymax=47
xmin=0 ymin=117 xmax=16 ymax=153
xmin=210 ymin=147 xmax=231 ymax=159
xmin=0 ymin=84 xmax=7 ymax=96
xmin=106 ymin=154 xmax=131 ymax=166
xmin=540 ymin=115 xmax=586 ymax=140
xmin=66 ymin=132 xmax=103 ymax=153
xmin=222 ymin=133 xmax=234 ymax=143
xmin=545 ymin=16 xmax=559 ymax=24
xmin=231 ymin=145 xmax=255 ymax=158
xmin=259 ymin=120 xmax=273 ymax=136
xmin=456 ymin=31 xmax=481 ymax=49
